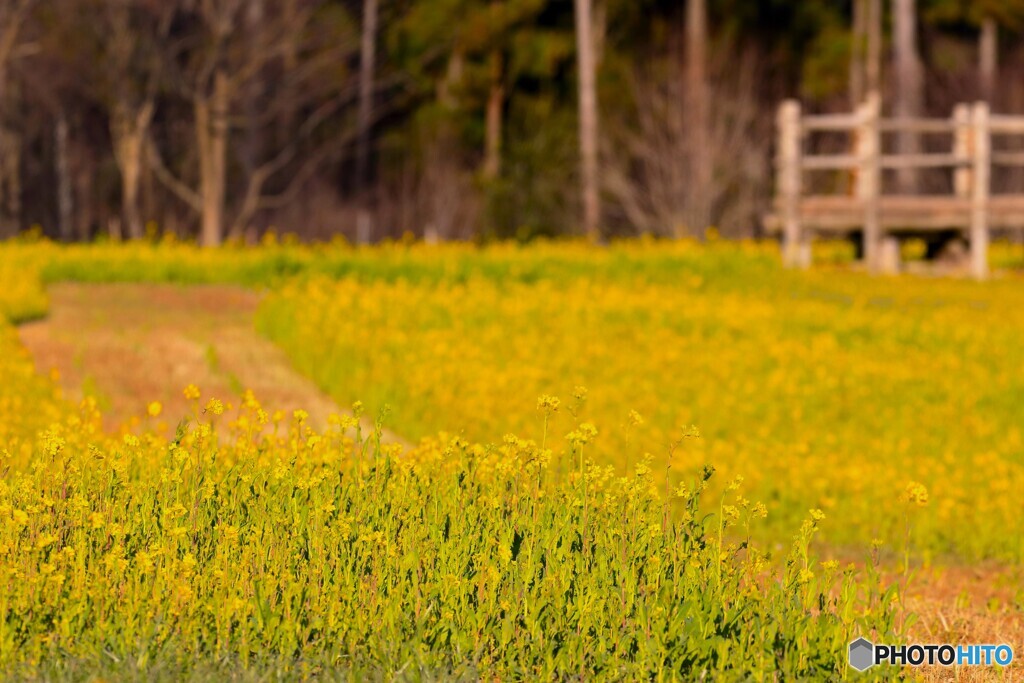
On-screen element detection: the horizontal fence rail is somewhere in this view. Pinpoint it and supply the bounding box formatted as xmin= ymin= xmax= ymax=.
xmin=766 ymin=92 xmax=1024 ymax=279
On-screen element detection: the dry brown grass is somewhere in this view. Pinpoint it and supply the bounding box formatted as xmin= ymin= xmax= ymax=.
xmin=897 ymin=564 xmax=1023 ymax=681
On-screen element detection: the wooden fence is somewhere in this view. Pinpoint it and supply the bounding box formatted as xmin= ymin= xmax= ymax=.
xmin=764 ymin=92 xmax=1024 ymax=279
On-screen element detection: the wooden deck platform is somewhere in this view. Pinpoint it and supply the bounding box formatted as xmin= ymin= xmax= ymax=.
xmin=767 ymin=93 xmax=1024 ymax=278
xmin=764 ymin=195 xmax=1024 ymax=234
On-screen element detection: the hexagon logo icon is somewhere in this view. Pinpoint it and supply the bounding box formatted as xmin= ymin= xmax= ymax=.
xmin=849 ymin=637 xmax=875 ymax=672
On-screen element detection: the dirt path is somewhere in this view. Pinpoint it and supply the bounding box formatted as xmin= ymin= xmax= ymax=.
xmin=17 ymin=282 xmax=399 ymax=442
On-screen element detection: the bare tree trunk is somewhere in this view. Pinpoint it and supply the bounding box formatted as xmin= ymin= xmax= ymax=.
xmin=593 ymin=0 xmax=606 ymax=65
xmin=851 ymin=0 xmax=882 ymax=196
xmin=195 ymin=97 xmax=213 ymax=244
xmin=483 ymin=50 xmax=503 ymax=180
xmin=574 ymin=0 xmax=600 ymax=242
xmin=438 ymin=50 xmax=463 ymax=106
xmin=421 ymin=51 xmax=466 ymax=243
xmin=119 ymin=128 xmax=144 ymax=241
xmin=686 ymin=0 xmax=711 ymax=236
xmin=73 ymin=144 xmax=95 ymax=240
xmin=197 ymin=70 xmax=228 ymax=247
xmin=980 ymin=17 xmax=997 ymax=104
xmin=209 ymin=70 xmax=228 ymax=246
xmin=55 ymin=112 xmax=74 ymax=241
xmin=0 ymin=70 xmax=19 ymax=238
xmin=120 ymin=141 xmax=143 ymax=240
xmin=142 ymin=138 xmax=156 ymax=232
xmin=893 ymin=0 xmax=923 ymax=193
xmin=866 ymin=0 xmax=882 ymax=95
xmin=356 ymin=0 xmax=378 ymax=244
xmin=0 ymin=2 xmax=32 ymax=237
xmin=851 ymin=0 xmax=866 ymax=107
xmin=239 ymin=0 xmax=264 ymax=242
xmin=111 ymin=102 xmax=153 ymax=240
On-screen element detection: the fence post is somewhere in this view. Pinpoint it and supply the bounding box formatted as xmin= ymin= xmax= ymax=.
xmin=953 ymin=103 xmax=971 ymax=198
xmin=777 ymin=100 xmax=803 ymax=268
xmin=858 ymin=91 xmax=882 ymax=272
xmin=970 ymin=102 xmax=990 ymax=280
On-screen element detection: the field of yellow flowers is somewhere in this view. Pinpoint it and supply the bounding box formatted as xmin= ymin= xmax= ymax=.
xmin=256 ymin=242 xmax=1024 ymax=562
xmin=0 ymin=236 xmax=1018 ymax=678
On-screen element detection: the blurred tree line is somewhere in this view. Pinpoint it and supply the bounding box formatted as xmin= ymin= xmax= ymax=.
xmin=0 ymin=0 xmax=1022 ymax=244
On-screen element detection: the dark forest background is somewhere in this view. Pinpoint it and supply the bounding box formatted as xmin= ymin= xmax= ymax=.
xmin=0 ymin=0 xmax=1020 ymax=245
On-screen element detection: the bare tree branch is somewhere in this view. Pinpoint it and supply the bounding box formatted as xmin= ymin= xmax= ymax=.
xmin=147 ymin=138 xmax=203 ymax=212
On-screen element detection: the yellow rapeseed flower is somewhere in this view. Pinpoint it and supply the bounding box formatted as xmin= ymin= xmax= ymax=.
xmin=537 ymin=395 xmax=560 ymax=412
xmin=903 ymin=481 xmax=929 ymax=506
xmin=36 ymin=533 xmax=58 ymax=550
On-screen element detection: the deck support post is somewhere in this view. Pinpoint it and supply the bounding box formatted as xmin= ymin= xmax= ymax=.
xmin=857 ymin=92 xmax=882 ymax=273
xmin=778 ymin=100 xmax=804 ymax=268
xmin=953 ymin=104 xmax=971 ymax=198
xmin=879 ymin=236 xmax=901 ymax=273
xmin=970 ymin=102 xmax=990 ymax=280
